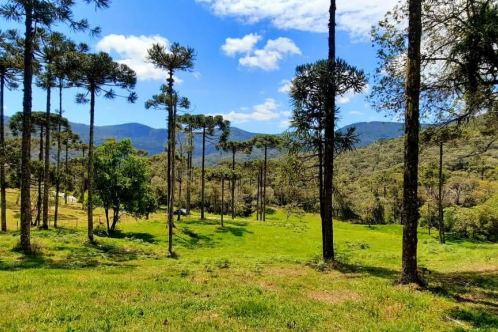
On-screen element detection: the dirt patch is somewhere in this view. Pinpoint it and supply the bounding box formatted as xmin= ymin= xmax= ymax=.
xmin=383 ymin=303 xmax=404 ymax=321
xmin=264 ymin=265 xmax=310 ymax=277
xmin=256 ymin=281 xmax=275 ymax=289
xmin=308 ymin=289 xmax=361 ymax=305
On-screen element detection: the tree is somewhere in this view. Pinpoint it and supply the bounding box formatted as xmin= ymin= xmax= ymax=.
xmin=400 ymin=0 xmax=423 ymax=285
xmin=177 ymin=114 xmax=197 ymax=215
xmin=251 ymin=135 xmax=283 ymax=221
xmin=0 ymin=29 xmax=22 ymax=232
xmin=146 ymin=42 xmax=195 ymax=256
xmin=421 ymin=125 xmax=461 ymax=243
xmin=0 ymin=0 xmax=109 ymax=252
xmin=60 ymin=129 xmax=80 ymax=205
xmin=188 ymin=115 xmax=230 ymax=220
xmin=206 ymin=167 xmax=235 ymax=227
xmin=94 ymin=139 xmax=154 ymax=233
xmin=70 ymin=51 xmax=137 ymax=243
xmin=1 ymin=0 xmax=108 ymax=251
xmin=216 ymin=140 xmax=252 ymax=219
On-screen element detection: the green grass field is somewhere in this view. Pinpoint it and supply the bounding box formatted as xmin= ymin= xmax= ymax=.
xmin=0 ymin=190 xmax=497 ymax=331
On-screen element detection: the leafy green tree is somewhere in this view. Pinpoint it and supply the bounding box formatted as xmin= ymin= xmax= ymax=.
xmin=70 ymin=51 xmax=137 ymax=243
xmin=0 ymin=29 xmax=22 ymax=232
xmin=216 ymin=140 xmax=252 ymax=219
xmin=94 ymin=139 xmax=154 ymax=233
xmin=146 ymin=42 xmax=195 ymax=256
xmin=0 ymin=0 xmax=109 ymax=252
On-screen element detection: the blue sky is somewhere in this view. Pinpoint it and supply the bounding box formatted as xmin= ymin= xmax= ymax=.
xmin=2 ymin=0 xmax=399 ymax=134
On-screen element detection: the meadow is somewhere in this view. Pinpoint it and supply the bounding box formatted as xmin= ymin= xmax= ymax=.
xmin=0 ymin=189 xmax=497 ymax=331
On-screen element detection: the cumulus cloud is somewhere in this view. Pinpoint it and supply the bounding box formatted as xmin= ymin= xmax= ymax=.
xmin=337 ymin=84 xmax=370 ymax=104
xmin=278 ymin=79 xmax=292 ymax=93
xmin=349 ymin=111 xmax=365 ymax=115
xmin=213 ymin=98 xmax=291 ymax=125
xmin=96 ymin=34 xmax=182 ymax=82
xmin=222 ymin=33 xmax=262 ymax=56
xmin=222 ymin=35 xmax=301 ymax=71
xmin=196 ymin=0 xmax=398 ymax=41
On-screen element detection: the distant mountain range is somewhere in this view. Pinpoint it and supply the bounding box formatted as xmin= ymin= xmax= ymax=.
xmin=4 ymin=116 xmax=410 ymax=162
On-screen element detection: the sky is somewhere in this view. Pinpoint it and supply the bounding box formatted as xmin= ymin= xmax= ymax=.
xmin=2 ymin=0 xmax=400 ymax=134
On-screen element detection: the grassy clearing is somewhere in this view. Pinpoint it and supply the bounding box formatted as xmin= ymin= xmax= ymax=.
xmin=0 ymin=190 xmax=497 ymax=331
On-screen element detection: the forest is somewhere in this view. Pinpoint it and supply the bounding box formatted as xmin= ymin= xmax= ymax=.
xmin=0 ymin=0 xmax=497 ymax=331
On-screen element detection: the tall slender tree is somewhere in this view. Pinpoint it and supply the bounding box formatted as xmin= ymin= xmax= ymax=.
xmin=216 ymin=140 xmax=252 ymax=219
xmin=0 ymin=0 xmax=109 ymax=252
xmin=251 ymin=135 xmax=283 ymax=221
xmin=177 ymin=114 xmax=197 ymax=215
xmin=401 ymin=0 xmax=423 ymax=285
xmin=70 ymin=52 xmax=137 ymax=243
xmin=146 ymin=43 xmax=195 ymax=256
xmin=0 ymin=29 xmax=22 ymax=232
xmin=194 ymin=115 xmax=230 ymax=220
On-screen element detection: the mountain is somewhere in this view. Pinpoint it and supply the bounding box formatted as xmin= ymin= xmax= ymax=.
xmin=4 ymin=116 xmax=411 ymax=160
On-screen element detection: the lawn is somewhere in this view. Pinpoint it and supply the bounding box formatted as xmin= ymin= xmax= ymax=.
xmin=0 ymin=190 xmax=497 ymax=331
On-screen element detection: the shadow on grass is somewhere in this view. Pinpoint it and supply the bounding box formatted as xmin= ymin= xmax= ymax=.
xmin=216 ymin=226 xmax=253 ymax=237
xmin=182 ymin=218 xmax=248 ymax=228
xmin=176 ymin=227 xmax=216 ymax=249
xmin=328 ymin=259 xmax=498 ymax=331
xmin=104 ymin=230 xmax=158 ymax=244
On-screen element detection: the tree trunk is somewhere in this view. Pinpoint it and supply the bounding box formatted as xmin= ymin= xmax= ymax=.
xmin=318 ymin=130 xmax=324 ymax=220
xmin=263 ymin=146 xmax=267 ymax=221
xmin=256 ymin=169 xmax=260 ymax=220
xmin=54 ymin=82 xmax=63 ymax=228
xmin=259 ymin=166 xmax=263 ymax=221
xmin=20 ymin=7 xmax=34 ymax=252
xmin=186 ymin=127 xmax=192 ymax=215
xmin=221 ymin=178 xmax=224 ymax=227
xmin=0 ymin=72 xmax=6 ymax=232
xmin=87 ymin=87 xmax=96 ymax=243
xmin=321 ymin=0 xmax=337 ymax=261
xmin=231 ymin=150 xmax=236 ymax=219
xmin=201 ymin=127 xmax=206 ymax=220
xmin=438 ymin=141 xmax=445 ymax=244
xmin=65 ymin=143 xmax=69 ymax=204
xmin=105 ymin=207 xmax=110 ymax=234
xmin=167 ymin=70 xmax=175 ymax=256
xmin=35 ymin=127 xmax=44 ymax=227
xmin=42 ymin=84 xmax=51 ymax=230
xmin=400 ymin=0 xmax=422 ymax=285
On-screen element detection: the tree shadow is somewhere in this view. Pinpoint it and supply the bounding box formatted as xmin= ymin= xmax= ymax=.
xmin=176 ymin=227 xmax=216 ymax=249
xmin=181 ymin=218 xmax=248 ymax=228
xmin=216 ymin=226 xmax=253 ymax=237
xmin=105 ymin=230 xmax=158 ymax=244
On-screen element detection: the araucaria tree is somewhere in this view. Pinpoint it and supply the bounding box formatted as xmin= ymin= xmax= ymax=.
xmin=70 ymin=52 xmax=137 ymax=243
xmin=0 ymin=29 xmax=22 ymax=232
xmin=401 ymin=0 xmax=423 ymax=285
xmin=216 ymin=140 xmax=252 ymax=219
xmin=194 ymin=115 xmax=230 ymax=220
xmin=146 ymin=42 xmax=195 ymax=256
xmin=0 ymin=0 xmax=109 ymax=252
xmin=251 ymin=135 xmax=283 ymax=222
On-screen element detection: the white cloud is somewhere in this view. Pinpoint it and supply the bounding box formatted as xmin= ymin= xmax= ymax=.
xmin=337 ymin=84 xmax=370 ymax=104
xmin=349 ymin=111 xmax=365 ymax=115
xmin=233 ymin=37 xmax=301 ymax=71
xmin=96 ymin=34 xmax=182 ymax=82
xmin=196 ymin=0 xmax=399 ymax=41
xmin=2 ymin=106 xmax=7 ymax=111
xmin=278 ymin=79 xmax=292 ymax=93
xmin=222 ymin=33 xmax=262 ymax=56
xmin=213 ymin=98 xmax=291 ymax=125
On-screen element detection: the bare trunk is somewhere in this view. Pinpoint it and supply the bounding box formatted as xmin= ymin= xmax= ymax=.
xmin=263 ymin=146 xmax=267 ymax=221
xmin=54 ymin=82 xmax=63 ymax=227
xmin=256 ymin=169 xmax=260 ymax=220
xmin=0 ymin=72 xmax=6 ymax=232
xmin=35 ymin=127 xmax=43 ymax=227
xmin=42 ymin=84 xmax=51 ymax=230
xmin=65 ymin=143 xmax=68 ymax=204
xmin=438 ymin=142 xmax=445 ymax=244
xmin=186 ymin=127 xmax=192 ymax=214
xmin=201 ymin=127 xmax=206 ymax=220
xmin=321 ymin=0 xmax=337 ymax=261
xmin=231 ymin=150 xmax=236 ymax=219
xmin=221 ymin=178 xmax=224 ymax=227
xmin=87 ymin=87 xmax=95 ymax=243
xmin=167 ymin=70 xmax=175 ymax=256
xmin=401 ymin=0 xmax=422 ymax=285
xmin=20 ymin=8 xmax=34 ymax=252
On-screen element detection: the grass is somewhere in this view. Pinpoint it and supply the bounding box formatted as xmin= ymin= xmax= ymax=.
xmin=0 ymin=189 xmax=497 ymax=331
